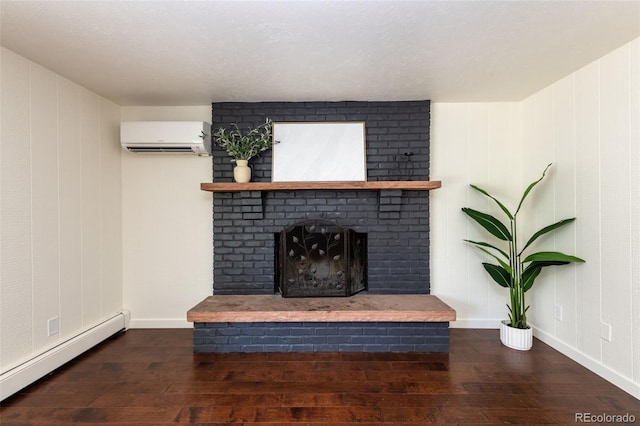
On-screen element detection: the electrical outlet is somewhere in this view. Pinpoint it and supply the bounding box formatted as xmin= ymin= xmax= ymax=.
xmin=600 ymin=322 xmax=612 ymax=342
xmin=554 ymin=304 xmax=563 ymax=321
xmin=47 ymin=317 xmax=59 ymax=337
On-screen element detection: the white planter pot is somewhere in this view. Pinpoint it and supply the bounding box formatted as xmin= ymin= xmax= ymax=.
xmin=500 ymin=320 xmax=533 ymax=351
xmin=233 ymin=160 xmax=251 ymax=183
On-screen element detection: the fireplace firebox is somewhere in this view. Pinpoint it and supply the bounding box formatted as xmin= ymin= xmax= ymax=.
xmin=276 ymin=219 xmax=367 ymax=297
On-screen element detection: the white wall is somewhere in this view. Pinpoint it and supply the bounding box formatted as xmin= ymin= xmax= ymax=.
xmin=431 ymin=38 xmax=639 ymax=398
xmin=121 ymin=106 xmax=212 ymax=328
xmin=1 ymin=47 xmax=122 ymax=372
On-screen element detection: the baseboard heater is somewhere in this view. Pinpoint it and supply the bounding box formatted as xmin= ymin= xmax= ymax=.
xmin=0 ymin=310 xmax=130 ymax=401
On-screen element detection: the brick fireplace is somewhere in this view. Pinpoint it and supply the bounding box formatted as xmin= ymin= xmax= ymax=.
xmin=211 ymin=101 xmax=431 ymax=296
xmin=190 ymin=100 xmax=452 ymax=352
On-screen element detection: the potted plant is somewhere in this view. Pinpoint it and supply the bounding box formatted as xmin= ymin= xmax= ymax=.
xmin=462 ymin=163 xmax=585 ymax=350
xmin=212 ymin=118 xmax=276 ymax=183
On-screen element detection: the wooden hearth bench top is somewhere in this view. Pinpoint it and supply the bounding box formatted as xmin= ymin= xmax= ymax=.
xmin=187 ymin=294 xmax=456 ymax=323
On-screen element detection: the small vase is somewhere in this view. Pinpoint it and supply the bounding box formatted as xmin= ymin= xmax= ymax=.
xmin=233 ymin=160 xmax=251 ymax=183
xmin=500 ymin=320 xmax=533 ymax=351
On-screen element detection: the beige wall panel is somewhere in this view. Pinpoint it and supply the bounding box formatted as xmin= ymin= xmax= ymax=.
xmin=465 ymin=104 xmax=491 ymax=320
xmin=29 ymin=63 xmax=61 ymax=349
xmin=99 ymin=98 xmax=122 ymax=315
xmin=573 ymin=61 xmax=604 ymax=361
xmin=630 ymin=38 xmax=640 ymax=388
xmin=599 ymin=45 xmax=634 ymax=378
xmin=0 ymin=48 xmax=34 ymax=369
xmin=575 ymin=63 xmax=602 ymax=361
xmin=80 ymin=89 xmax=102 ymax=327
xmin=551 ymin=76 xmax=579 ymax=346
xmin=57 ymin=77 xmax=84 ymax=338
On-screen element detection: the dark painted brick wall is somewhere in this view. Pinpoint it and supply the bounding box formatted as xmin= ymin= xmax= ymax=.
xmin=211 ymin=101 xmax=431 ymax=295
xmin=193 ymin=321 xmax=449 ymax=352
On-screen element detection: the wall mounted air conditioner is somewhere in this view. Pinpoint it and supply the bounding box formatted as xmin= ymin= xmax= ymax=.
xmin=120 ymin=121 xmax=211 ymax=156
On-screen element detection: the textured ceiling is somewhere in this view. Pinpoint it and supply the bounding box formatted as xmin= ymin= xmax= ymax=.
xmin=1 ymin=0 xmax=639 ymax=106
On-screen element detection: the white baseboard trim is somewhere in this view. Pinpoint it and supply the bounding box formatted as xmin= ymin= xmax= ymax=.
xmin=0 ymin=311 xmax=129 ymax=401
xmin=449 ymin=319 xmax=501 ymax=329
xmin=128 ymin=318 xmax=193 ymax=328
xmin=533 ymin=326 xmax=640 ymax=400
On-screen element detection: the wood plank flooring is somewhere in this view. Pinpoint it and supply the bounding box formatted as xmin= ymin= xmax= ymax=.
xmin=1 ymin=329 xmax=638 ymax=425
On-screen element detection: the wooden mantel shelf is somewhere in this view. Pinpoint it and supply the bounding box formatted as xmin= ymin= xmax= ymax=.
xmin=200 ymin=180 xmax=441 ymax=192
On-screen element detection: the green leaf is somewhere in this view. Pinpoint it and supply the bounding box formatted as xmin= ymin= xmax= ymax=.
xmin=462 ymin=208 xmax=512 ymax=241
xmin=523 ymin=251 xmax=585 ymax=264
xmin=469 ymin=184 xmax=513 ymax=220
xmin=525 ymin=260 xmax=569 ymax=269
xmin=477 ymin=247 xmax=511 ymax=272
xmin=463 ymin=239 xmax=509 ymax=262
xmin=521 ymin=266 xmax=542 ymax=292
xmin=521 ymin=218 xmax=576 ymax=253
xmin=520 ymin=258 xmax=584 ymax=291
xmin=515 ymin=163 xmax=552 ymax=215
xmin=482 ymin=263 xmax=511 ymax=288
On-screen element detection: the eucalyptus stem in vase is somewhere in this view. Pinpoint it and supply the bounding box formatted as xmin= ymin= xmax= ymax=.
xmin=212 ymin=118 xmax=278 ymax=183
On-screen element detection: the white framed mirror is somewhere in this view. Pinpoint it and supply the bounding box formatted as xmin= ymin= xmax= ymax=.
xmin=272 ymin=122 xmax=367 ymax=182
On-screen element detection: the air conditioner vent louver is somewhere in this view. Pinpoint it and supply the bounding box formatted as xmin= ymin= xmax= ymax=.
xmin=120 ymin=121 xmax=211 ymax=156
xmin=126 ymin=146 xmax=195 ymax=153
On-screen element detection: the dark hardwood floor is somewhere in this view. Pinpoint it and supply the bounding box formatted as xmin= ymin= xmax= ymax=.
xmin=1 ymin=328 xmax=638 ymax=425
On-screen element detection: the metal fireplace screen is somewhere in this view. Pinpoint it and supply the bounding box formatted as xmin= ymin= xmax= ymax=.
xmin=276 ymin=219 xmax=367 ymax=297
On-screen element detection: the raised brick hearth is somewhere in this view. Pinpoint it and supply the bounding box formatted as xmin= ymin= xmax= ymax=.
xmin=188 ymin=295 xmax=455 ymax=352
